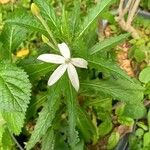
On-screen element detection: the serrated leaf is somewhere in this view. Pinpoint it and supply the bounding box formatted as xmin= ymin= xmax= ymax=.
xmin=2 ymin=128 xmax=15 ymax=150
xmin=61 ymin=7 xmax=71 ymax=41
xmin=34 ymin=0 xmax=57 ymax=28
xmin=41 ymin=128 xmax=55 ymax=150
xmin=2 ymin=112 xmax=25 ymax=135
xmin=88 ymin=57 xmax=132 ymax=82
xmin=18 ymin=58 xmax=55 ymax=80
xmin=70 ymin=0 xmax=81 ymax=37
xmin=0 ymin=25 xmax=27 ymax=53
xmin=26 ymin=84 xmax=61 ymax=150
xmin=81 ymin=78 xmax=144 ymax=102
xmin=90 ymin=33 xmax=130 ymax=55
xmin=139 ymin=67 xmax=150 ymax=84
xmin=0 ymin=25 xmax=27 ymax=60
xmin=76 ymin=106 xmax=96 ymax=142
xmin=6 ymin=9 xmax=46 ymax=34
xmin=78 ymin=0 xmax=111 ymax=38
xmin=65 ymin=77 xmax=79 ymax=148
xmin=0 ymin=62 xmax=31 ymax=112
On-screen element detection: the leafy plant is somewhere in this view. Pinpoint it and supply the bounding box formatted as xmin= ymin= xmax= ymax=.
xmin=0 ymin=0 xmax=147 ymax=149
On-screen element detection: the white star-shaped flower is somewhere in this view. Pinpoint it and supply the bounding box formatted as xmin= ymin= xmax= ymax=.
xmin=37 ymin=42 xmax=88 ymax=91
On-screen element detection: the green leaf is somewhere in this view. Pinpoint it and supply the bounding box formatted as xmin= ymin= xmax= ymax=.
xmin=26 ymin=85 xmax=61 ymax=150
xmin=107 ymin=132 xmax=120 ymax=150
xmin=0 ymin=25 xmax=27 ymax=60
xmin=18 ymin=58 xmax=55 ymax=80
xmin=98 ymin=120 xmax=113 ymax=138
xmin=147 ymin=110 xmax=150 ymax=131
xmin=6 ymin=9 xmax=46 ymax=34
xmin=2 ymin=112 xmax=25 ymax=135
xmin=76 ymin=106 xmax=96 ymax=142
xmin=139 ymin=67 xmax=150 ymax=84
xmin=2 ymin=128 xmax=15 ymax=149
xmin=143 ymin=132 xmax=150 ymax=148
xmin=90 ymin=33 xmax=130 ymax=55
xmin=81 ymin=78 xmax=144 ymax=102
xmin=0 ymin=62 xmax=31 ymax=112
xmin=0 ymin=25 xmax=27 ymax=52
xmin=74 ymin=140 xmax=84 ymax=150
xmin=85 ymin=98 xmax=112 ymax=110
xmin=135 ymin=128 xmax=144 ymax=138
xmin=0 ymin=113 xmax=5 ymax=146
xmin=134 ymin=48 xmax=145 ymax=62
xmin=0 ymin=126 xmax=5 ymax=146
xmin=65 ymin=78 xmax=79 ymax=148
xmin=88 ymin=57 xmax=132 ymax=82
xmin=118 ymin=116 xmax=134 ymax=126
xmin=41 ymin=128 xmax=55 ymax=150
xmin=34 ymin=0 xmax=57 ymax=28
xmin=70 ymin=0 xmax=81 ymax=37
xmin=123 ymin=102 xmax=146 ymax=119
xmin=136 ymin=122 xmax=148 ymax=131
xmin=77 ymin=0 xmax=111 ymax=38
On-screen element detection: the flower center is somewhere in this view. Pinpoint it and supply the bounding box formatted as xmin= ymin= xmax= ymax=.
xmin=65 ymin=58 xmax=71 ymax=64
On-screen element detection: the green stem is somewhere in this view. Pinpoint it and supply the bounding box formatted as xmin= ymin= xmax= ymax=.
xmin=37 ymin=14 xmax=58 ymax=48
xmin=47 ymin=41 xmax=58 ymax=51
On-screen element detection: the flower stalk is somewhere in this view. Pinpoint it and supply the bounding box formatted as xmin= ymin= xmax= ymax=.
xmin=31 ymin=3 xmax=57 ymax=49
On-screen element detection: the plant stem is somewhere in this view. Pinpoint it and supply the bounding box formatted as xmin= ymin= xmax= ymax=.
xmin=37 ymin=14 xmax=58 ymax=48
xmin=8 ymin=130 xmax=24 ymax=150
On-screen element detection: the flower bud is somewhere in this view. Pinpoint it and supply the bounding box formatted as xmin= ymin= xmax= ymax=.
xmin=42 ymin=35 xmax=49 ymax=43
xmin=31 ymin=3 xmax=40 ymax=16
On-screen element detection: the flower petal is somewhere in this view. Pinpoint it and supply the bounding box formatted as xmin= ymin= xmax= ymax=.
xmin=37 ymin=54 xmax=65 ymax=64
xmin=67 ymin=63 xmax=79 ymax=91
xmin=48 ymin=64 xmax=67 ymax=86
xmin=58 ymin=43 xmax=70 ymax=59
xmin=71 ymin=58 xmax=88 ymax=69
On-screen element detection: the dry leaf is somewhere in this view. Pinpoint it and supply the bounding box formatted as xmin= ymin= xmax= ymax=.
xmin=117 ymin=43 xmax=135 ymax=77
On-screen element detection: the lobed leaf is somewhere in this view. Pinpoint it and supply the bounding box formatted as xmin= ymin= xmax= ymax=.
xmin=81 ymin=78 xmax=144 ymax=102
xmin=88 ymin=57 xmax=132 ymax=82
xmin=6 ymin=9 xmax=46 ymax=34
xmin=41 ymin=128 xmax=55 ymax=150
xmin=34 ymin=0 xmax=57 ymax=28
xmin=64 ymin=77 xmax=79 ymax=148
xmin=26 ymin=85 xmax=61 ymax=150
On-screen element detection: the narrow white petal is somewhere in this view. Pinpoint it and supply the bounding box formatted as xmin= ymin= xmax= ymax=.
xmin=71 ymin=58 xmax=88 ymax=69
xmin=67 ymin=63 xmax=79 ymax=91
xmin=58 ymin=43 xmax=71 ymax=59
xmin=48 ymin=64 xmax=67 ymax=86
xmin=37 ymin=54 xmax=65 ymax=64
